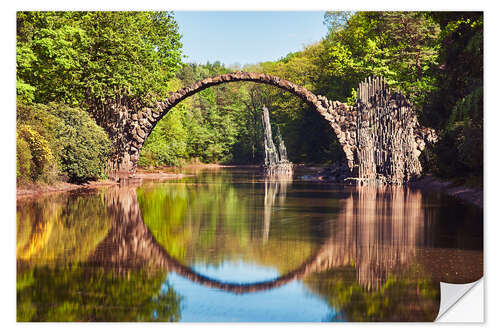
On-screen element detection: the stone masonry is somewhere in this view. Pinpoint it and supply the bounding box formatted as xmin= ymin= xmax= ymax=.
xmin=103 ymin=72 xmax=436 ymax=184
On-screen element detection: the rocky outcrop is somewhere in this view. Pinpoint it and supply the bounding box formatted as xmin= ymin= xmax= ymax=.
xmin=350 ymin=77 xmax=437 ymax=184
xmin=261 ymin=105 xmax=293 ymax=178
xmin=302 ymin=161 xmax=351 ymax=183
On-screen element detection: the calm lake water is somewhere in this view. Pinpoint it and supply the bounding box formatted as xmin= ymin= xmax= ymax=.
xmin=16 ymin=168 xmax=483 ymax=322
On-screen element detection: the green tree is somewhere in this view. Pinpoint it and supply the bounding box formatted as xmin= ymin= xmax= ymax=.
xmin=141 ymin=62 xmax=242 ymax=166
xmin=16 ymin=11 xmax=183 ymax=123
xmin=320 ymin=11 xmax=440 ymax=109
xmin=16 ymin=11 xmax=182 ymax=182
xmin=139 ymin=101 xmax=189 ymax=167
xmin=422 ymin=12 xmax=483 ymax=185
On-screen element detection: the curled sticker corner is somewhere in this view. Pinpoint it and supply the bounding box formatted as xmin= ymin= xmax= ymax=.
xmin=435 ymin=278 xmax=483 ymax=322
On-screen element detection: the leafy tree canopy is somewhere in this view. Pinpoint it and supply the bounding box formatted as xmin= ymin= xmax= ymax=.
xmin=17 ymin=11 xmax=183 ymax=122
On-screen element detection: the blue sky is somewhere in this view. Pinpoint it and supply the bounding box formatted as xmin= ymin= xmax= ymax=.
xmin=174 ymin=11 xmax=328 ymax=67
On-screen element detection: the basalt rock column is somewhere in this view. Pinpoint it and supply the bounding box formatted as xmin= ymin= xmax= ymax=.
xmin=261 ymin=106 xmax=293 ymax=177
xmin=353 ymin=77 xmax=437 ymax=184
xmin=276 ymin=127 xmax=288 ymax=162
xmin=262 ymin=106 xmax=280 ymax=167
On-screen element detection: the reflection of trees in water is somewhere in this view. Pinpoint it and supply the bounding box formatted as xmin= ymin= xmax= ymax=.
xmin=137 ymin=178 xmax=317 ymax=272
xmin=88 ymin=183 xmax=434 ymax=295
xmin=17 ymin=192 xmax=111 ymax=264
xmin=17 ymin=264 xmax=181 ymax=322
xmin=91 ymin=183 xmax=440 ymax=322
xmin=308 ymin=265 xmax=439 ymax=322
xmin=19 ymin=183 xmax=428 ymax=292
xmin=16 ymin=188 xmax=182 ymax=322
xmin=90 ymin=183 xmax=321 ymax=293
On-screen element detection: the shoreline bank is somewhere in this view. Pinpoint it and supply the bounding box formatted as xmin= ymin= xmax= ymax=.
xmin=16 ymin=172 xmax=188 ymax=201
xmin=409 ymin=175 xmax=483 ymax=208
xmin=16 ymin=166 xmax=483 ymax=209
xmin=16 ymin=179 xmax=117 ymax=201
xmin=299 ymin=172 xmax=483 ymax=208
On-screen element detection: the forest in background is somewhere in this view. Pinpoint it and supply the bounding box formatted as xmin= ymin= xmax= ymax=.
xmin=16 ymin=11 xmax=483 ymax=186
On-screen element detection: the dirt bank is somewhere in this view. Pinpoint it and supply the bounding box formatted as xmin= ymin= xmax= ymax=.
xmin=16 ymin=179 xmax=118 ymax=201
xmin=409 ymin=175 xmax=483 ymax=208
xmin=16 ymin=172 xmax=188 ymax=200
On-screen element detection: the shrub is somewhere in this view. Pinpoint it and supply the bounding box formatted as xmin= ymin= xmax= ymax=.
xmin=17 ymin=102 xmax=112 ymax=183
xmin=48 ymin=103 xmax=112 ymax=183
xmin=17 ymin=125 xmax=56 ymax=182
xmin=17 ymin=102 xmax=63 ymax=159
xmin=16 ymin=134 xmax=32 ymax=183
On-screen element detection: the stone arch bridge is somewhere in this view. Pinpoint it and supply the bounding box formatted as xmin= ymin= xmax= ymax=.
xmin=105 ymin=72 xmax=437 ymax=184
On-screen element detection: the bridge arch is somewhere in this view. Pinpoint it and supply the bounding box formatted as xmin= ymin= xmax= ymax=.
xmin=108 ymin=72 xmax=356 ymax=179
xmin=106 ymin=72 xmax=436 ymax=184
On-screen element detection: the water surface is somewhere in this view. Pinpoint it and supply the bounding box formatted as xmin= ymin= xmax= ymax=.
xmin=16 ymin=168 xmax=483 ymax=322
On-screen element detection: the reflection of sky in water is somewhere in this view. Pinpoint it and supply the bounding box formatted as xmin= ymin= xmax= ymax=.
xmin=163 ymin=260 xmax=336 ymax=322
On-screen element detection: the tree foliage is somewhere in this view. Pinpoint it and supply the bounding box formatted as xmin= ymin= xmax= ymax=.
xmin=16 ymin=11 xmax=482 ymax=184
xmin=16 ymin=11 xmax=183 ymax=183
xmin=318 ymin=12 xmax=440 ymax=109
xmin=17 ymin=11 xmax=183 ymax=121
xmin=17 ymin=103 xmax=112 ymax=183
xmin=422 ymin=12 xmax=483 ymax=184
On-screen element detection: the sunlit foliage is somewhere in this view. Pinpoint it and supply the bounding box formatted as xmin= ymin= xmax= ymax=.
xmin=16 ymin=103 xmax=112 ymax=183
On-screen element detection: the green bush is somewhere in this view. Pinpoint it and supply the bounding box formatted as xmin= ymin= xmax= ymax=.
xmin=48 ymin=103 xmax=112 ymax=183
xmin=17 ymin=125 xmax=56 ymax=182
xmin=16 ymin=134 xmax=32 ymax=183
xmin=17 ymin=102 xmax=112 ymax=183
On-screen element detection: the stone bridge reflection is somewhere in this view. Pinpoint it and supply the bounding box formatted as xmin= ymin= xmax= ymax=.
xmin=88 ymin=180 xmax=448 ymax=293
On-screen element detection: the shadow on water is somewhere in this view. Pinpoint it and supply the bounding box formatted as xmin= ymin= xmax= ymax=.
xmin=16 ymin=169 xmax=483 ymax=321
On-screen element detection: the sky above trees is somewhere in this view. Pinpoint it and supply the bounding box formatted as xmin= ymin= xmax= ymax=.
xmin=174 ymin=11 xmax=327 ymax=66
